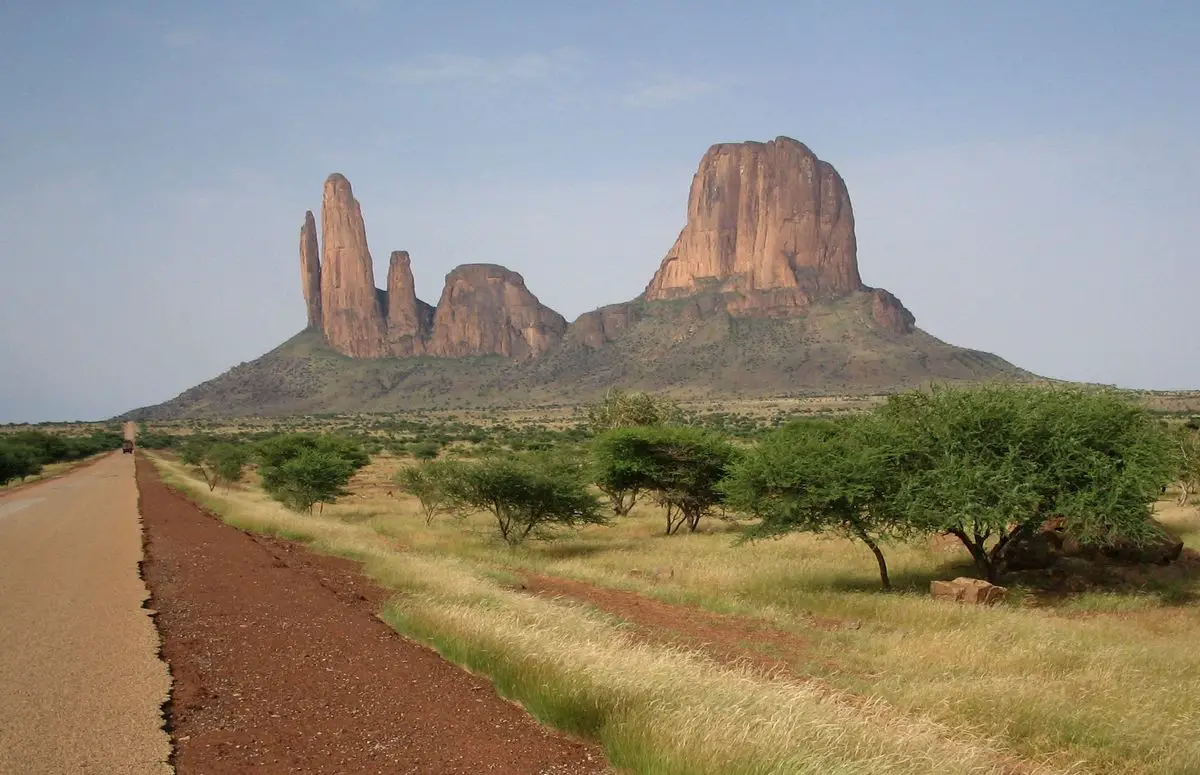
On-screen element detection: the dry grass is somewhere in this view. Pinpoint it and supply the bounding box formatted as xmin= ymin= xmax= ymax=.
xmin=152 ymin=452 xmax=1200 ymax=774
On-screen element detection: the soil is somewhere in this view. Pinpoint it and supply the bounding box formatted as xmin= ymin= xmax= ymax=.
xmin=517 ymin=573 xmax=827 ymax=679
xmin=135 ymin=455 xmax=609 ymax=774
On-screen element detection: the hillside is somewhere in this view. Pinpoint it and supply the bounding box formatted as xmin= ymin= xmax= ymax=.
xmin=126 ymin=292 xmax=1029 ymax=419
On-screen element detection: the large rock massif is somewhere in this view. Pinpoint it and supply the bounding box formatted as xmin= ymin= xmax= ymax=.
xmin=129 ymin=136 xmax=1030 ymax=417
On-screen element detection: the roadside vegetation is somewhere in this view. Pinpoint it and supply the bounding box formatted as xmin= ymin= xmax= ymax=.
xmin=0 ymin=428 xmax=125 ymax=485
xmin=135 ymin=385 xmax=1200 ymax=774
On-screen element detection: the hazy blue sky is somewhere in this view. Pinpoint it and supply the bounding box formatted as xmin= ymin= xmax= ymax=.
xmin=2 ymin=1 xmax=1198 ymax=422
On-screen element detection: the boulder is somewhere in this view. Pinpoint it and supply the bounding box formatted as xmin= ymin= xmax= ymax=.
xmin=1004 ymin=517 xmax=1185 ymax=570
xmin=930 ymin=577 xmax=1007 ymax=605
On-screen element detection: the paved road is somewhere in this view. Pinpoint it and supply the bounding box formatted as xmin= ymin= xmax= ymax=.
xmin=0 ymin=453 xmax=172 ymax=774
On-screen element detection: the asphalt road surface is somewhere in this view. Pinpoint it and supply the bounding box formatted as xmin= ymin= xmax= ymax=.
xmin=0 ymin=453 xmax=172 ymax=774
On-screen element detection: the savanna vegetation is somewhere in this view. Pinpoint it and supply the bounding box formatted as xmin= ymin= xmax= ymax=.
xmin=136 ymin=385 xmax=1200 ymax=774
xmin=0 ymin=428 xmax=125 ymax=485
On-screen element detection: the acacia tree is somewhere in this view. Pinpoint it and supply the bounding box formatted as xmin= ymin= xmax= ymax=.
xmin=179 ymin=438 xmax=216 ymax=488
xmin=272 ymin=450 xmax=356 ymax=514
xmin=585 ymin=388 xmax=682 ymax=515
xmin=593 ymin=426 xmax=736 ymax=534
xmin=256 ymin=432 xmax=370 ymax=503
xmin=879 ymin=385 xmax=1175 ymax=582
xmin=1172 ymin=426 xmax=1200 ymax=506
xmin=446 ymin=452 xmax=606 ymax=546
xmin=721 ymin=417 xmax=905 ymax=590
xmin=393 ymin=460 xmax=462 ymax=525
xmin=205 ymin=443 xmax=250 ymax=491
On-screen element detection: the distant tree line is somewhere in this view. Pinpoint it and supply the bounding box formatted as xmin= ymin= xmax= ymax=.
xmin=0 ymin=430 xmax=125 ymax=485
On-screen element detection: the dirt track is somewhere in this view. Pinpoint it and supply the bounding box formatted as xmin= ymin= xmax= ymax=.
xmin=0 ymin=453 xmax=172 ymax=774
xmin=136 ymin=455 xmax=608 ymax=774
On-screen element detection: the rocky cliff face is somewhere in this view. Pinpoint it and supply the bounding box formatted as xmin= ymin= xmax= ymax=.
xmin=428 ymin=264 xmax=567 ymax=358
xmin=634 ymin=135 xmax=912 ymax=336
xmin=645 ymin=136 xmax=862 ymax=305
xmin=299 ymin=211 xmax=322 ymax=329
xmin=319 ymin=174 xmax=387 ymax=358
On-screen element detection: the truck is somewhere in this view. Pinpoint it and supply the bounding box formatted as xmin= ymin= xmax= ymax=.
xmin=122 ymin=439 xmax=134 ymax=454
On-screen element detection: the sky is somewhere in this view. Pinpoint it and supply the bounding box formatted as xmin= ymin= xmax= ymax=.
xmin=1 ymin=1 xmax=1198 ymax=422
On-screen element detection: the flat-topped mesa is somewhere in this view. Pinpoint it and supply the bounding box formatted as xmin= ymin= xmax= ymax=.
xmin=385 ymin=250 xmax=434 ymax=356
xmin=319 ymin=173 xmax=387 ymax=357
xmin=299 ymin=210 xmax=321 ymax=329
xmin=427 ymin=264 xmax=567 ymax=358
xmin=645 ymin=136 xmax=863 ymax=309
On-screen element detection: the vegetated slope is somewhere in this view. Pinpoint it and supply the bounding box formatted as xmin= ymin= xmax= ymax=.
xmin=124 ymin=292 xmax=1030 ymax=419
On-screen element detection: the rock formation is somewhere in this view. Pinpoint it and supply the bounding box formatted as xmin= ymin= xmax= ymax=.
xmin=319 ymin=173 xmax=387 ymax=358
xmin=644 ymin=136 xmax=882 ymax=308
xmin=299 ymin=138 xmax=916 ymax=359
xmin=630 ymin=135 xmax=917 ymax=337
xmin=385 ymin=251 xmax=434 ymax=356
xmin=427 ymin=264 xmax=567 ymax=358
xmin=869 ymin=288 xmax=916 ymax=335
xmin=299 ymin=211 xmax=321 ymax=329
xmin=568 ymin=303 xmax=644 ymax=349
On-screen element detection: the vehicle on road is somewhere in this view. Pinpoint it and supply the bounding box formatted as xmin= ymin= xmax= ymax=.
xmin=122 ymin=439 xmax=134 ymax=454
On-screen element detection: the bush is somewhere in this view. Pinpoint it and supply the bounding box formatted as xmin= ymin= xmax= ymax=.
xmin=410 ymin=441 xmax=441 ymax=461
xmin=272 ymin=450 xmax=356 ymax=514
xmin=205 ymin=443 xmax=250 ymax=491
xmin=1172 ymin=426 xmax=1200 ymax=505
xmin=593 ymin=426 xmax=737 ymax=534
xmin=256 ymin=433 xmax=369 ymax=492
xmin=255 ymin=433 xmax=370 ymax=513
xmin=0 ymin=442 xmax=42 ymax=484
xmin=393 ymin=460 xmax=463 ymax=525
xmin=585 ymin=388 xmax=681 ymax=434
xmin=445 ymin=452 xmax=606 ymax=545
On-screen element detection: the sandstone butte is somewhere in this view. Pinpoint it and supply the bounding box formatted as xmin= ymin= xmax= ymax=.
xmin=642 ymin=136 xmax=913 ymax=330
xmin=298 ymin=136 xmax=915 ymax=360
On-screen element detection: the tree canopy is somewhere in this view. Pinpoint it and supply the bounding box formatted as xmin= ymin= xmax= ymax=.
xmin=877 ymin=386 xmax=1175 ymax=581
xmin=446 ymin=451 xmax=606 ymax=545
xmin=722 ymin=416 xmax=907 ymax=589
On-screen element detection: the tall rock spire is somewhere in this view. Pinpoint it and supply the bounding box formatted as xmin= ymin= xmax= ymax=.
xmin=299 ymin=210 xmax=322 ymax=329
xmin=385 ymin=250 xmax=432 ymax=355
xmin=318 ymin=173 xmax=387 ymax=357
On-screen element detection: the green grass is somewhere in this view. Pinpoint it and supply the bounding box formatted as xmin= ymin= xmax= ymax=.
xmin=152 ymin=453 xmax=1200 ymax=774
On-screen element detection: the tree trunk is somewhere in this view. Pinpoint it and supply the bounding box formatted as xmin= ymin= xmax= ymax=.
xmin=947 ymin=528 xmax=996 ymax=582
xmin=987 ymin=523 xmax=1031 ymax=582
xmin=854 ymin=530 xmax=890 ymax=590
